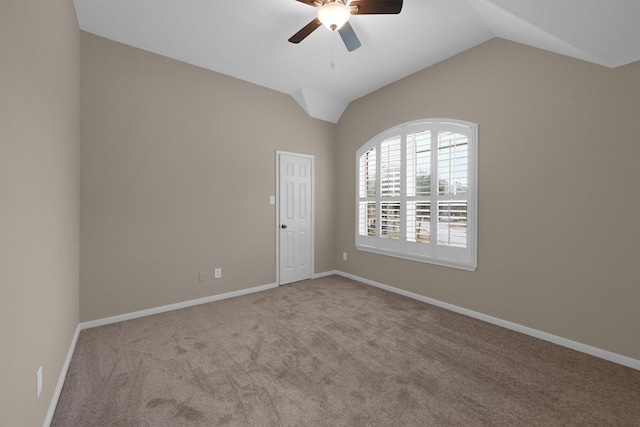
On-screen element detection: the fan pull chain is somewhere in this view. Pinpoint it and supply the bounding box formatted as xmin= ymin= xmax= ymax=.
xmin=330 ymin=32 xmax=336 ymax=70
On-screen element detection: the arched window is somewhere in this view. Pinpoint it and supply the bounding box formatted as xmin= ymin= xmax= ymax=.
xmin=356 ymin=119 xmax=477 ymax=270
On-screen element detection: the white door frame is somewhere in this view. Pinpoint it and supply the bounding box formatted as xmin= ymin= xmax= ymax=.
xmin=275 ymin=150 xmax=315 ymax=286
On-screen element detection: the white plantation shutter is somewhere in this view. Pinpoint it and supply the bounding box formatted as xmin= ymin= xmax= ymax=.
xmin=380 ymin=137 xmax=401 ymax=240
xmin=358 ymin=148 xmax=376 ymax=236
xmin=437 ymin=128 xmax=469 ymax=249
xmin=356 ymin=119 xmax=477 ymax=271
xmin=380 ymin=137 xmax=401 ymax=198
xmin=406 ymin=128 xmax=431 ymax=246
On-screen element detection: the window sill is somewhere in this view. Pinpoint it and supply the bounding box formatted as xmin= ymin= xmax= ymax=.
xmin=356 ymin=244 xmax=477 ymax=272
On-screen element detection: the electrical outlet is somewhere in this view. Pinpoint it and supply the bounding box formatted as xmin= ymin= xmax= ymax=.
xmin=199 ymin=271 xmax=206 ymax=282
xmin=343 ymin=252 xmax=347 ymax=261
xmin=214 ymin=268 xmax=222 ymax=279
xmin=36 ymin=366 xmax=43 ymax=398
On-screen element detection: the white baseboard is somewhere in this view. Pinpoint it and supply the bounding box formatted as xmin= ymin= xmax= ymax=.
xmin=43 ymin=324 xmax=81 ymax=427
xmin=336 ymin=271 xmax=640 ymax=371
xmin=79 ymin=282 xmax=278 ymax=330
xmin=312 ymin=270 xmax=339 ymax=279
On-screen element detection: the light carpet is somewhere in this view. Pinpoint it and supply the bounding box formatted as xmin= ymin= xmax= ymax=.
xmin=52 ymin=275 xmax=640 ymax=426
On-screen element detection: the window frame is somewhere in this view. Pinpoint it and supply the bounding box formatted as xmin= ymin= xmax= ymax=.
xmin=355 ymin=119 xmax=478 ymax=271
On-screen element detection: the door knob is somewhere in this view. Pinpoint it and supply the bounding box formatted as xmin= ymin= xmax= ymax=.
xmin=281 ymin=224 xmax=287 ymax=229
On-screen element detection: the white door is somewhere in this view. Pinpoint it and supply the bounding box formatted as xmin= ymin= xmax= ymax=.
xmin=278 ymin=152 xmax=313 ymax=285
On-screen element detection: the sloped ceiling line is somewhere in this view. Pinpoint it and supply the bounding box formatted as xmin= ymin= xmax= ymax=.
xmin=74 ymin=0 xmax=640 ymax=123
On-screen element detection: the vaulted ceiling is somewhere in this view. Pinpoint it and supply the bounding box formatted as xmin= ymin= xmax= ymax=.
xmin=74 ymin=0 xmax=640 ymax=123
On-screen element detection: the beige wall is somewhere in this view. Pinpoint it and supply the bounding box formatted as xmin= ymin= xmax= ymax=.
xmin=80 ymin=35 xmax=640 ymax=359
xmin=80 ymin=33 xmax=337 ymax=321
xmin=0 ymin=10 xmax=637 ymax=425
xmin=336 ymin=38 xmax=640 ymax=360
xmin=0 ymin=1 xmax=80 ymax=426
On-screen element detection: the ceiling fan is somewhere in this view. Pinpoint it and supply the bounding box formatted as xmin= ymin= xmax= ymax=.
xmin=288 ymin=0 xmax=403 ymax=52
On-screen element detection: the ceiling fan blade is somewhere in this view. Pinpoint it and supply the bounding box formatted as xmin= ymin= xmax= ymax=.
xmin=350 ymin=0 xmax=403 ymax=15
xmin=338 ymin=21 xmax=361 ymax=52
xmin=294 ymin=0 xmax=321 ymax=6
xmin=288 ymin=18 xmax=322 ymax=44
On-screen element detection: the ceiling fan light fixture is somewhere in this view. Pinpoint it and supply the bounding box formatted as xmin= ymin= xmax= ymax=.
xmin=317 ymin=1 xmax=350 ymax=31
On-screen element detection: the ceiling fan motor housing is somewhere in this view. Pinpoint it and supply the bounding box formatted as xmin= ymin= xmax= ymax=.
xmin=318 ymin=0 xmax=350 ymax=31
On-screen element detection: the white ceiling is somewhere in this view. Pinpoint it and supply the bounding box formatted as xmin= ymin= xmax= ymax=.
xmin=74 ymin=0 xmax=640 ymax=123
